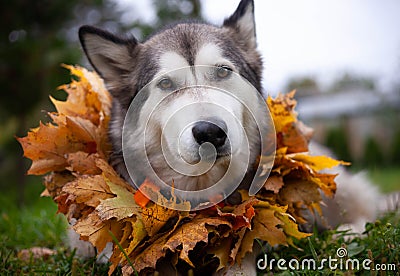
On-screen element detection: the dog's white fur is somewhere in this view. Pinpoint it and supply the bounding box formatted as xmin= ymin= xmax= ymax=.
xmin=309 ymin=142 xmax=380 ymax=233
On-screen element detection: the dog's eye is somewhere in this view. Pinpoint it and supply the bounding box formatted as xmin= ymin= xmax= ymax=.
xmin=158 ymin=78 xmax=174 ymax=90
xmin=216 ymin=65 xmax=232 ymax=79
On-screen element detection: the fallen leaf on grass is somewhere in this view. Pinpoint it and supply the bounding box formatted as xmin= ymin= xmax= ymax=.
xmin=18 ymin=247 xmax=56 ymax=262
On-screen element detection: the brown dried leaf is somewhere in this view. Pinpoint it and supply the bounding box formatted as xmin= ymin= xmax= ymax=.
xmin=279 ymin=122 xmax=309 ymax=153
xmin=141 ymin=202 xmax=178 ymax=237
xmin=236 ymin=207 xmax=287 ymax=263
xmin=56 ymin=64 xmax=111 ymax=127
xmin=62 ymin=175 xmax=114 ymax=208
xmin=73 ymin=212 xmax=122 ymax=252
xmin=229 ymin=227 xmax=247 ymax=262
xmin=263 ymin=175 xmax=284 ymax=194
xmin=207 ymin=238 xmax=232 ymax=271
xmin=217 ymin=198 xmax=257 ymax=230
xmin=164 ymin=217 xmax=231 ymax=267
xmin=66 ymin=152 xmax=101 ymax=175
xmin=279 ymin=180 xmax=321 ymax=205
xmin=130 ymin=233 xmax=170 ymax=272
xmin=43 ymin=172 xmax=75 ymax=198
xmin=18 ymin=66 xmax=346 ymax=273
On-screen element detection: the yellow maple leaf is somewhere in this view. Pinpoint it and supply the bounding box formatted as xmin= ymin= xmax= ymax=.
xmin=57 ymin=64 xmax=111 ymax=127
xmin=291 ymin=153 xmax=350 ymax=171
xmin=108 ymin=217 xmax=147 ymax=274
xmin=96 ymin=181 xmax=141 ymax=221
xmin=267 ymin=91 xmax=297 ymax=133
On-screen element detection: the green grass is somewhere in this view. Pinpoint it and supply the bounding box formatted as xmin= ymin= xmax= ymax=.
xmin=258 ymin=212 xmax=400 ymax=275
xmin=0 ymin=178 xmax=67 ymax=250
xmin=0 ymin=180 xmax=121 ymax=275
xmin=0 ymin=247 xmax=116 ymax=275
xmin=368 ymin=166 xmax=400 ymax=193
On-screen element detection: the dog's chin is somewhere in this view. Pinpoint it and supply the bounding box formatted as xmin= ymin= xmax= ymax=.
xmin=187 ymin=150 xmax=231 ymax=165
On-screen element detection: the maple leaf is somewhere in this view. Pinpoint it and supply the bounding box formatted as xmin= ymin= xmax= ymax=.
xmin=73 ymin=211 xmax=123 ymax=252
xmin=108 ymin=217 xmax=147 ymax=274
xmin=17 ymin=116 xmax=101 ymax=175
xmin=122 ymin=218 xmax=147 ymax=255
xmin=18 ymin=247 xmax=56 ymax=262
xmin=279 ymin=122 xmax=309 ymax=153
xmin=275 ymin=212 xmax=311 ymax=247
xmin=163 ymin=217 xmax=231 ymax=267
xmin=43 ymin=171 xmax=74 ymax=198
xmin=279 ymin=179 xmax=321 ymax=206
xmin=207 ymin=238 xmax=232 ymax=271
xmin=62 ymin=175 xmax=114 ymax=208
xmin=66 ymin=152 xmax=101 ymax=175
xmin=96 ymin=180 xmax=141 ymax=221
xmin=217 ymin=198 xmax=257 ymax=230
xmin=95 ymin=159 xmax=134 ymax=192
xmin=141 ymin=202 xmax=178 ymax=237
xmin=267 ymin=90 xmax=297 ymax=133
xmin=56 ymin=64 xmax=111 ymax=127
xmin=291 ymin=153 xmax=350 ymax=171
xmin=236 ymin=207 xmax=286 ymax=263
xmin=263 ymin=175 xmax=284 ymax=194
xmin=308 ymin=173 xmax=338 ymax=197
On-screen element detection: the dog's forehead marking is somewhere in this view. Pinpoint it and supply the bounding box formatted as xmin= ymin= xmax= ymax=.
xmin=158 ymin=43 xmax=234 ymax=75
xmin=195 ymin=43 xmax=224 ymax=66
xmin=160 ymin=52 xmax=190 ymax=73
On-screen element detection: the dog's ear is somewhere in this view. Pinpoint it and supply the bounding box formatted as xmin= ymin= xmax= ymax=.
xmin=223 ymin=0 xmax=256 ymax=49
xmin=79 ymin=25 xmax=138 ymax=89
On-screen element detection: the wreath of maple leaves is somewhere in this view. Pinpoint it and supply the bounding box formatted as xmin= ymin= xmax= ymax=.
xmin=18 ymin=66 xmax=347 ymax=275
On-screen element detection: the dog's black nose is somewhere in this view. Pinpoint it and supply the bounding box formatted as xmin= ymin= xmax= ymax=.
xmin=192 ymin=119 xmax=227 ymax=149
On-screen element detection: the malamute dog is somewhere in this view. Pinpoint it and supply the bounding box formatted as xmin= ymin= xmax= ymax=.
xmin=74 ymin=0 xmax=386 ymax=274
xmin=79 ymin=0 xmax=270 ymax=207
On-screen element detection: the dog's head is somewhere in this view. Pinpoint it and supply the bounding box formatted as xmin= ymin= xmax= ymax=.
xmin=79 ymin=0 xmax=273 ymax=206
xmin=79 ymin=0 xmax=261 ymax=95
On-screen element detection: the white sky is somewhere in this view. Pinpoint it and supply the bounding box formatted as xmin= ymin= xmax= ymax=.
xmin=117 ymin=0 xmax=400 ymax=94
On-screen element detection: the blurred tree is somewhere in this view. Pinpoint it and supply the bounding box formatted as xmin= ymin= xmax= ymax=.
xmin=127 ymin=0 xmax=202 ymax=39
xmin=362 ymin=137 xmax=384 ymax=168
xmin=153 ymin=0 xmax=201 ymax=25
xmin=391 ymin=130 xmax=400 ymax=165
xmin=0 ymin=1 xmax=129 ymax=206
xmin=285 ymin=76 xmax=320 ymax=97
xmin=329 ymin=72 xmax=376 ymax=93
xmin=325 ymin=127 xmax=352 ymax=163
